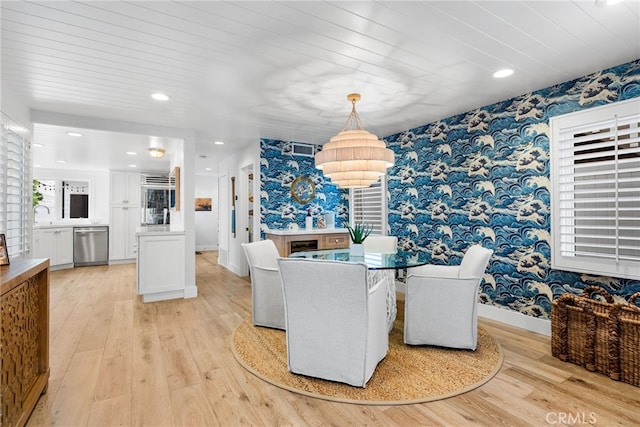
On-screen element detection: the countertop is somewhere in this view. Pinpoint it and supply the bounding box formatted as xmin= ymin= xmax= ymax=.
xmin=264 ymin=228 xmax=349 ymax=236
xmin=34 ymin=222 xmax=109 ymax=229
xmin=136 ymin=225 xmax=185 ymax=236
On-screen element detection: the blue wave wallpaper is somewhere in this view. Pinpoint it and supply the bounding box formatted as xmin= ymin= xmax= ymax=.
xmin=385 ymin=59 xmax=640 ymax=319
xmin=259 ymin=139 xmax=348 ymax=236
xmin=258 ymin=60 xmax=640 ymax=319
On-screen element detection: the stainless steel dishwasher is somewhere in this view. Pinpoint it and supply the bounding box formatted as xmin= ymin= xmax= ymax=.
xmin=73 ymin=226 xmax=109 ymax=266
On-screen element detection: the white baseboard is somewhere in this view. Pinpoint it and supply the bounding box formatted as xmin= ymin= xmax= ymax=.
xmin=108 ymin=259 xmax=135 ymax=266
xmin=196 ymin=245 xmax=218 ymax=251
xmin=184 ymin=285 xmax=198 ymax=299
xmin=142 ymin=290 xmax=185 ymax=303
xmin=227 ymin=262 xmax=243 ymax=276
xmin=478 ymin=303 xmax=551 ymax=336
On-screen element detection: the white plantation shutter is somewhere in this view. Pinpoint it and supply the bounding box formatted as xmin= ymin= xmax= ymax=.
xmin=350 ymin=177 xmax=387 ymax=235
xmin=550 ymin=98 xmax=640 ymax=279
xmin=1 ymin=113 xmax=31 ymax=258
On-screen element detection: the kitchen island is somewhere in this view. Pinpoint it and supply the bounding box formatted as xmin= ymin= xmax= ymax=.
xmin=136 ymin=225 xmax=187 ymax=303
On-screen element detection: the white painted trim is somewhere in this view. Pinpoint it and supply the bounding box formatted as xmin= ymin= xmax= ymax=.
xmin=108 ymin=259 xmax=135 ymax=265
xmin=227 ymin=261 xmax=244 ymax=277
xmin=478 ymin=303 xmax=551 ymax=336
xmin=184 ymin=285 xmax=198 ymax=299
xmin=196 ymin=245 xmax=218 ymax=251
xmin=142 ymin=290 xmax=184 ymax=303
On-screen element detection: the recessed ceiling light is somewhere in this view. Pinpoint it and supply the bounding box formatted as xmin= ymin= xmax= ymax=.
xmin=492 ymin=68 xmax=514 ymax=79
xmin=595 ymin=0 xmax=624 ymax=6
xmin=151 ymin=93 xmax=170 ymax=101
xmin=205 ymin=167 xmax=212 ymax=171
xmin=126 ymin=151 xmax=137 ymax=155
xmin=56 ymin=160 xmax=66 ymax=164
xmin=66 ymin=131 xmax=83 ymax=137
xmin=34 ymin=164 xmax=41 ymax=168
xmin=214 ymin=141 xmax=225 ymax=145
xmin=33 ymin=143 xmax=44 ymax=147
xmin=128 ymin=164 xmax=137 ymax=168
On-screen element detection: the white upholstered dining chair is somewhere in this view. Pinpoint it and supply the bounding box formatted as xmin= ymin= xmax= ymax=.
xmin=364 ymin=235 xmax=398 ymax=253
xmin=241 ymin=240 xmax=285 ymax=330
xmin=277 ymin=258 xmax=388 ymax=387
xmin=403 ymin=244 xmax=493 ymax=350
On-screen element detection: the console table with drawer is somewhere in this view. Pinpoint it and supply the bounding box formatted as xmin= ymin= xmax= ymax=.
xmin=264 ymin=229 xmax=350 ymax=257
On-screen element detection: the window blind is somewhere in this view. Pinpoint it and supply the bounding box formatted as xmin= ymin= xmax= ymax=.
xmin=551 ymin=98 xmax=640 ymax=279
xmin=1 ymin=113 xmax=31 ymax=258
xmin=350 ymin=178 xmax=387 ymax=235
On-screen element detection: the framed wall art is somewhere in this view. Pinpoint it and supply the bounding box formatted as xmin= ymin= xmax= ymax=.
xmin=290 ymin=176 xmax=316 ymax=204
xmin=0 ymin=233 xmax=9 ymax=266
xmin=195 ymin=197 xmax=212 ymax=211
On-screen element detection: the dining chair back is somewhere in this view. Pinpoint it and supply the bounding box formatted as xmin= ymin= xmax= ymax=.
xmin=364 ymin=235 xmax=398 ymax=253
xmin=241 ymin=239 xmax=285 ymax=330
xmin=277 ymin=257 xmax=388 ymax=387
xmin=403 ymin=244 xmax=493 ymax=350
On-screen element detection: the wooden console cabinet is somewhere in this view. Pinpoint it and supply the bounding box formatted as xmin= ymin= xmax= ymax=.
xmin=1 ymin=259 xmax=50 ymax=427
xmin=265 ymin=229 xmax=350 ymax=257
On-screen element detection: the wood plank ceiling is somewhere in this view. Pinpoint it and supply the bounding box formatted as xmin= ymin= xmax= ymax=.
xmin=2 ymin=1 xmax=639 ymax=173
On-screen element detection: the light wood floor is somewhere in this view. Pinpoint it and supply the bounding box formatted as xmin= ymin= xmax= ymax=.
xmin=26 ymin=251 xmax=638 ymax=426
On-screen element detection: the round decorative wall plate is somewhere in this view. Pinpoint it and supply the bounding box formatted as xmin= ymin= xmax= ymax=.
xmin=290 ymin=176 xmax=316 ymax=204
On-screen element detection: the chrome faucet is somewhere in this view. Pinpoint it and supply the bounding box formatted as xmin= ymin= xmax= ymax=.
xmin=34 ymin=204 xmax=50 ymax=215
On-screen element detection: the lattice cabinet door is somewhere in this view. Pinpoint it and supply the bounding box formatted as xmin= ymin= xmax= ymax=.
xmin=1 ymin=259 xmax=50 ymax=427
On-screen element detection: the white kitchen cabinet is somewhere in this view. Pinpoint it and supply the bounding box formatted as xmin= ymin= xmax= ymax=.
xmin=109 ymin=206 xmax=139 ymax=262
xmin=32 ymin=227 xmax=74 ymax=269
xmin=109 ymin=171 xmax=141 ymax=263
xmin=136 ymin=231 xmax=185 ymax=303
xmin=110 ymin=171 xmax=141 ymax=206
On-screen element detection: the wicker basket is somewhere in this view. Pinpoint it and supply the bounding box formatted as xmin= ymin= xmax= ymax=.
xmin=609 ymin=292 xmax=640 ymax=387
xmin=551 ymin=286 xmax=615 ymax=374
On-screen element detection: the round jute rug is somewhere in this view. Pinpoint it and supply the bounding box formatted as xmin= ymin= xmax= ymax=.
xmin=231 ymin=302 xmax=503 ymax=405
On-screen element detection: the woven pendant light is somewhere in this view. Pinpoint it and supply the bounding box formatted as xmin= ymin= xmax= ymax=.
xmin=315 ymin=93 xmax=394 ymax=189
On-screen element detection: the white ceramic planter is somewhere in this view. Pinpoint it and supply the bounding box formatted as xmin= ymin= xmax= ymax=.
xmin=350 ymin=243 xmax=364 ymax=256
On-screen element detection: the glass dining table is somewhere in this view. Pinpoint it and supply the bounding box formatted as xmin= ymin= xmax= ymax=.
xmin=289 ymin=248 xmax=431 ymax=331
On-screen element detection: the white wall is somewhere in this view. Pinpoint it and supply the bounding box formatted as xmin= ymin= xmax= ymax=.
xmin=1 ymin=84 xmax=31 ymax=131
xmin=33 ymin=168 xmax=110 ymax=223
xmin=195 ymin=173 xmax=219 ymax=251
xmin=217 ymin=141 xmax=260 ymax=276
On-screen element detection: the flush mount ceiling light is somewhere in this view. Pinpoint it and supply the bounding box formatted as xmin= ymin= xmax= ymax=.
xmin=315 ymin=93 xmax=394 ymax=189
xmin=148 ymin=147 xmax=166 ymax=158
xmin=66 ymin=131 xmax=83 ymax=137
xmin=148 ymin=138 xmax=166 ymax=158
xmin=595 ymin=0 xmax=624 ymax=6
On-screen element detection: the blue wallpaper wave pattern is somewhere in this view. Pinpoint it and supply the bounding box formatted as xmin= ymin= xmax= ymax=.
xmin=385 ymin=60 xmax=640 ymax=319
xmin=259 ymin=60 xmax=640 ymax=320
xmin=260 ymin=139 xmax=348 ymax=236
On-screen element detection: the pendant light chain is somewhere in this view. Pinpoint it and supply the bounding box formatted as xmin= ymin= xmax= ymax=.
xmin=342 ymin=97 xmax=363 ymax=132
